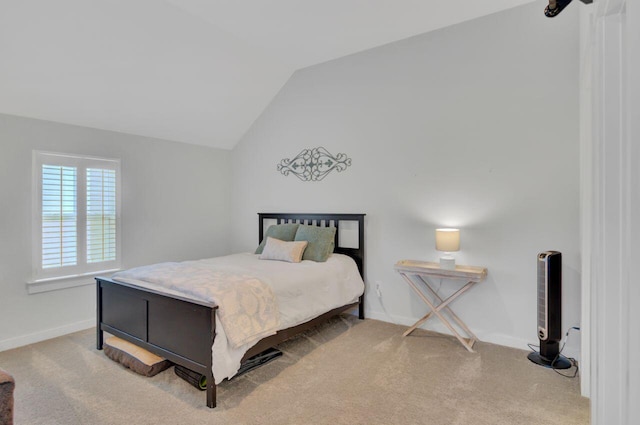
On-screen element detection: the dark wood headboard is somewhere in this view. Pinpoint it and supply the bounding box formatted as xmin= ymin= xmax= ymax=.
xmin=258 ymin=213 xmax=366 ymax=280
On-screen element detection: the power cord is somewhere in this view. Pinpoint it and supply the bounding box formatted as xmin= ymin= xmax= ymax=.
xmin=528 ymin=326 xmax=580 ymax=378
xmin=552 ymin=326 xmax=580 ymax=378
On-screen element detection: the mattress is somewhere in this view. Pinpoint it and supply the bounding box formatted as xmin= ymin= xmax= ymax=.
xmin=112 ymin=252 xmax=364 ymax=383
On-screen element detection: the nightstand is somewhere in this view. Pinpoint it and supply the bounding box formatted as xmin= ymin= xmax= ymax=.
xmin=394 ymin=260 xmax=487 ymax=352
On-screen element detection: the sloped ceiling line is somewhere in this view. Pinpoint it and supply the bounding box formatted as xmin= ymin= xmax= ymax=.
xmin=0 ymin=0 xmax=535 ymax=149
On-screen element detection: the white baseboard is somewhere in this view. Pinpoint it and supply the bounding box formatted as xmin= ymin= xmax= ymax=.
xmin=0 ymin=318 xmax=95 ymax=352
xmin=365 ymin=310 xmax=581 ymax=361
xmin=1 ymin=310 xmax=581 ymax=362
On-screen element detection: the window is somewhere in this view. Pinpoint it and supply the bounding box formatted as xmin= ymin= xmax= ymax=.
xmin=31 ymin=151 xmax=121 ymax=288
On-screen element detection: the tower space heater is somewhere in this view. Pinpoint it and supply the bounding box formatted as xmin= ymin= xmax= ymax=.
xmin=527 ymin=251 xmax=571 ymax=369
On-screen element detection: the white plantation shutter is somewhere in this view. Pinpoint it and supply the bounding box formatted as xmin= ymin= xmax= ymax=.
xmin=32 ymin=151 xmax=120 ymax=283
xmin=41 ymin=165 xmax=78 ymax=268
xmin=86 ymin=168 xmax=117 ymax=263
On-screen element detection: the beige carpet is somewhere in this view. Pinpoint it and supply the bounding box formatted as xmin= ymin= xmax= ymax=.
xmin=0 ymin=316 xmax=589 ymax=425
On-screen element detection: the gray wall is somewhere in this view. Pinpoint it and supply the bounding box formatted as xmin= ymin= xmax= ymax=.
xmin=0 ymin=114 xmax=232 ymax=349
xmin=231 ymin=3 xmax=581 ymax=354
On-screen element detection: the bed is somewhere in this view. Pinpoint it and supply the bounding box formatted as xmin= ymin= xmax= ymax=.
xmin=95 ymin=212 xmax=365 ymax=408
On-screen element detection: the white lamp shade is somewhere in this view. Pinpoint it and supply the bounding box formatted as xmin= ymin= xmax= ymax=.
xmin=435 ymin=228 xmax=460 ymax=252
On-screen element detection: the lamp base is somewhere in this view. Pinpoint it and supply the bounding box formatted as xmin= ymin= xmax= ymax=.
xmin=439 ymin=257 xmax=456 ymax=270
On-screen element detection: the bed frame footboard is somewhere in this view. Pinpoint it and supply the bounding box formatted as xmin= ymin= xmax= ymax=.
xmin=96 ymin=278 xmax=218 ymax=407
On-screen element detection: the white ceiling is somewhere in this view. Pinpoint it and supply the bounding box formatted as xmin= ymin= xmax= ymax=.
xmin=0 ymin=0 xmax=534 ymax=150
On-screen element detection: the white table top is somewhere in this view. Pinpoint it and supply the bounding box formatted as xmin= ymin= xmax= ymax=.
xmin=394 ymin=260 xmax=487 ymax=282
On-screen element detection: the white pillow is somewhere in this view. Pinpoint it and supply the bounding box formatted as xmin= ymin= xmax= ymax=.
xmin=259 ymin=237 xmax=308 ymax=263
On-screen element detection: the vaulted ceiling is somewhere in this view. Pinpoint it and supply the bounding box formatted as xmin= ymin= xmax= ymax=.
xmin=0 ymin=0 xmax=535 ymax=149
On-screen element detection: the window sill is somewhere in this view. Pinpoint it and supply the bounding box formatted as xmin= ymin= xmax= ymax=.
xmin=27 ymin=269 xmax=121 ymax=294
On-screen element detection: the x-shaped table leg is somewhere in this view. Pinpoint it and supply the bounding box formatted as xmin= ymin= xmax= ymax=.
xmin=399 ymin=273 xmax=479 ymax=352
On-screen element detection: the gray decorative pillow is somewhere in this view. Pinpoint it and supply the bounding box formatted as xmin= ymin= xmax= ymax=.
xmin=255 ymin=223 xmax=300 ymax=254
xmin=294 ymin=225 xmax=336 ymax=262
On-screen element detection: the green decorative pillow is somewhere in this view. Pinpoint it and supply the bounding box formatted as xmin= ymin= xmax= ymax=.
xmin=255 ymin=223 xmax=300 ymax=254
xmin=294 ymin=225 xmax=336 ymax=262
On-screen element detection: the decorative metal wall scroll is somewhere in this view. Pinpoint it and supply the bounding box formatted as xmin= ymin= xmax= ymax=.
xmin=277 ymin=147 xmax=352 ymax=181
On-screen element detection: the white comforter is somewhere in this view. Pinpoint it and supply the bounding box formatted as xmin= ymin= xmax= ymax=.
xmin=112 ymin=259 xmax=281 ymax=349
xmin=112 ymin=252 xmax=364 ymax=383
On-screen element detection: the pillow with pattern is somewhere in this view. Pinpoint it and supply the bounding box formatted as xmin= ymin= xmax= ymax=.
xmin=259 ymin=237 xmax=308 ymax=263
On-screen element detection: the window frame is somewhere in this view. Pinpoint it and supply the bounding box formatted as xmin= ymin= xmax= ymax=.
xmin=30 ymin=151 xmax=121 ymax=293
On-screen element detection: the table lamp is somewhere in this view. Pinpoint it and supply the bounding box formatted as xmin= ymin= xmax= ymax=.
xmin=436 ymin=228 xmax=460 ymax=270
